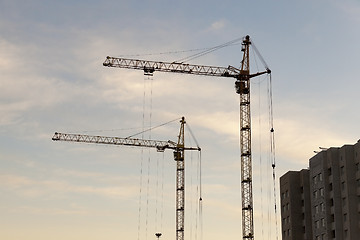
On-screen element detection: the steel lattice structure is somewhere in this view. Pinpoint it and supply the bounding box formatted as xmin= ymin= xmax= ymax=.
xmin=103 ymin=35 xmax=270 ymax=240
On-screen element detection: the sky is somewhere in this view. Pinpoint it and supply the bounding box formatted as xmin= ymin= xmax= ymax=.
xmin=1 ymin=0 xmax=360 ymax=240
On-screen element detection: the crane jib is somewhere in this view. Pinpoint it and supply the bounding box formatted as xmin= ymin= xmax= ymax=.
xmin=103 ymin=57 xmax=240 ymax=78
xmin=52 ymin=132 xmax=200 ymax=152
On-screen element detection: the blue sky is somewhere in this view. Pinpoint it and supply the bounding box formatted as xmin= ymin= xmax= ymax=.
xmin=1 ymin=0 xmax=360 ymax=240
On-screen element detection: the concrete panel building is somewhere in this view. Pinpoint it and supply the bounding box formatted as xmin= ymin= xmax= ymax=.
xmin=280 ymin=170 xmax=313 ymax=240
xmin=280 ymin=140 xmax=360 ymax=239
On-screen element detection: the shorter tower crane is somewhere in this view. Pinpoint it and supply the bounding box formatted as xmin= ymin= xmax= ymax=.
xmin=52 ymin=117 xmax=200 ymax=240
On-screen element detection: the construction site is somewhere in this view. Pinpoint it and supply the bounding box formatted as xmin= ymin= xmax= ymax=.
xmin=3 ymin=2 xmax=360 ymax=240
xmin=52 ymin=36 xmax=278 ymax=240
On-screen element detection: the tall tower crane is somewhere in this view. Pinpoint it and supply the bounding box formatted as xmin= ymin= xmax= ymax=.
xmin=103 ymin=35 xmax=271 ymax=240
xmin=52 ymin=117 xmax=201 ymax=240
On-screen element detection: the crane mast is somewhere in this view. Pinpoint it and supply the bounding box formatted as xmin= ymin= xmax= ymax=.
xmin=103 ymin=35 xmax=270 ymax=240
xmin=237 ymin=36 xmax=253 ymax=239
xmin=174 ymin=117 xmax=185 ymax=240
xmin=53 ymin=117 xmax=200 ymax=240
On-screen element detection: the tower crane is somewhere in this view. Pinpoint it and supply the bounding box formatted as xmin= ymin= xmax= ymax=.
xmin=52 ymin=117 xmax=201 ymax=240
xmin=103 ymin=35 xmax=271 ymax=240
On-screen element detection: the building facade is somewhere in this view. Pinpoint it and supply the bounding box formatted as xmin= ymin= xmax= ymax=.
xmin=280 ymin=140 xmax=360 ymax=239
xmin=280 ymin=170 xmax=313 ymax=240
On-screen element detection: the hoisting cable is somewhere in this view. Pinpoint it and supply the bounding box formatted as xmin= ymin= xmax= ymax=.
xmin=185 ymin=122 xmax=202 ymax=240
xmin=255 ymin=76 xmax=265 ymax=240
xmin=138 ymin=149 xmax=144 ymax=240
xmin=252 ymin=39 xmax=277 ymax=239
xmin=144 ymin=73 xmax=154 ymax=240
xmin=155 ymin=149 xmax=160 ymax=235
xmin=160 ymin=152 xmax=165 ymax=233
xmin=188 ymin=135 xmax=194 ymax=240
xmin=198 ymin=150 xmax=203 ymax=240
xmin=137 ymin=73 xmax=149 ymax=240
xmin=138 ymin=72 xmax=155 ymax=240
xmin=268 ymin=73 xmax=279 ymax=240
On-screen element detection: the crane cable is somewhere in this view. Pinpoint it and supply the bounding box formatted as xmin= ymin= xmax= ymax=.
xmin=185 ymin=122 xmax=202 ymax=240
xmin=256 ymin=76 xmax=265 ymax=240
xmin=145 ymin=74 xmax=154 ymax=240
xmin=198 ymin=150 xmax=203 ymax=240
xmin=251 ymin=41 xmax=278 ymax=240
xmin=138 ymin=73 xmax=155 ymax=240
xmin=268 ymin=73 xmax=279 ymax=240
xmin=117 ymin=37 xmax=244 ymax=65
xmin=175 ymin=37 xmax=244 ymax=63
xmin=251 ymin=40 xmax=270 ymax=72
xmin=126 ymin=117 xmax=181 ymax=139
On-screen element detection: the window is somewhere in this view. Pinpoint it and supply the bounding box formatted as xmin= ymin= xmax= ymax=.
xmin=320 ymin=203 xmax=325 ymax=212
xmin=313 ymin=190 xmax=318 ymax=199
xmin=321 ymin=218 xmax=325 ymax=227
xmin=328 ymin=167 xmax=332 ymax=176
xmin=319 ymin=172 xmax=323 ymax=181
xmin=313 ymin=176 xmax=317 ymax=185
xmin=320 ymin=188 xmax=324 ymax=197
xmin=342 ymin=182 xmax=346 ymax=191
xmin=329 ymin=183 xmax=333 ymax=191
xmin=315 ymin=205 xmax=319 ymax=214
xmin=341 ymin=166 xmax=345 ymax=176
xmin=344 ymin=213 xmax=347 ymax=222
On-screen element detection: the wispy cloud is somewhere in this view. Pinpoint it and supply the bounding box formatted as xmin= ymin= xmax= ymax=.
xmin=0 ymin=174 xmax=138 ymax=199
xmin=209 ymin=19 xmax=227 ymax=32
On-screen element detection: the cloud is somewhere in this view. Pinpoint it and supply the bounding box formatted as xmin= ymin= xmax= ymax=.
xmin=13 ymin=205 xmax=89 ymax=216
xmin=336 ymin=0 xmax=360 ymax=23
xmin=0 ymin=174 xmax=138 ymax=199
xmin=209 ymin=19 xmax=227 ymax=31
